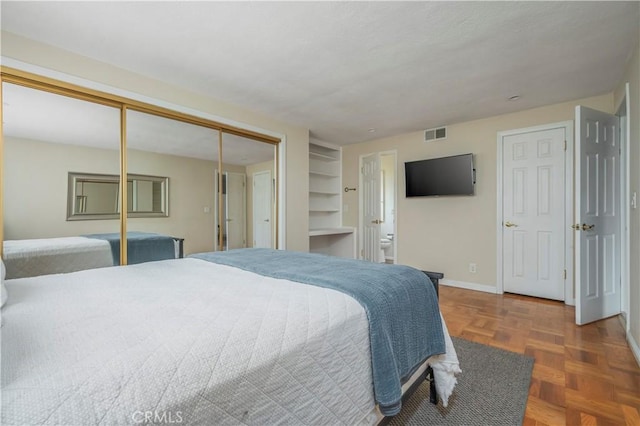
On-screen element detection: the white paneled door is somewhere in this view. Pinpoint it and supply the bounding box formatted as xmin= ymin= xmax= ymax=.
xmin=575 ymin=106 xmax=621 ymax=325
xmin=253 ymin=170 xmax=272 ymax=248
xmin=226 ymin=172 xmax=246 ymax=250
xmin=362 ymin=153 xmax=381 ymax=262
xmin=502 ymin=127 xmax=566 ymax=300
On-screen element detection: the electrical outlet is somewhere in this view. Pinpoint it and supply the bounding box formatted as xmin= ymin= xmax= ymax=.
xmin=469 ymin=263 xmax=477 ymax=273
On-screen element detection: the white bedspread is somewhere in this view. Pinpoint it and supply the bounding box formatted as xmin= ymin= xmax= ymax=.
xmin=2 ymin=259 xmax=376 ymax=425
xmin=2 ymin=237 xmax=113 ymax=279
xmin=1 ymin=258 xmax=459 ymax=425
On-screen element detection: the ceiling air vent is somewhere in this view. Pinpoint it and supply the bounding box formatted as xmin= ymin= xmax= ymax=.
xmin=424 ymin=126 xmax=447 ymax=142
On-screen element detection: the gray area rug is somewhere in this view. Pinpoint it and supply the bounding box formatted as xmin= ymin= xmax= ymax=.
xmin=390 ymin=337 xmax=534 ymax=426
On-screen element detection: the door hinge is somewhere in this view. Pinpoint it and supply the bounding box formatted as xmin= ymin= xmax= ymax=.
xmin=360 ymin=249 xmax=364 ymax=257
xmin=361 ymin=166 xmax=364 ymax=174
xmin=563 ymin=269 xmax=567 ymax=280
xmin=564 ymin=140 xmax=567 ymax=151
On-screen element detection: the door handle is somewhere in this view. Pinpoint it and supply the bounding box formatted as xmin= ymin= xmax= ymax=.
xmin=504 ymin=221 xmax=518 ymax=228
xmin=581 ymin=223 xmax=595 ymax=231
xmin=571 ymin=224 xmax=581 ymax=230
xmin=264 ymin=219 xmax=270 ymax=222
xmin=371 ymin=219 xmax=381 ymax=224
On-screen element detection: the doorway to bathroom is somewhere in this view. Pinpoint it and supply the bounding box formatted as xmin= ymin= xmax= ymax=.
xmin=359 ymin=150 xmax=397 ymax=264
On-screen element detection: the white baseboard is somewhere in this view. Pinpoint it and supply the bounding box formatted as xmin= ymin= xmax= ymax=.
xmin=440 ymin=279 xmax=498 ymax=294
xmin=618 ymin=313 xmax=628 ymax=331
xmin=627 ymin=330 xmax=640 ymax=367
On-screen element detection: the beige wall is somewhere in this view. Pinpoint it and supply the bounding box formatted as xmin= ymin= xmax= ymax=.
xmin=343 ymin=93 xmax=614 ymax=288
xmin=4 ymin=137 xmax=223 ymax=255
xmin=614 ymin=41 xmax=640 ymax=353
xmin=1 ymin=32 xmax=309 ymax=251
xmin=246 ymin=160 xmax=275 ymax=247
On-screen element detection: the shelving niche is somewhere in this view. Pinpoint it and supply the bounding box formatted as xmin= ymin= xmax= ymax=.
xmin=308 ymin=140 xmax=355 ymax=258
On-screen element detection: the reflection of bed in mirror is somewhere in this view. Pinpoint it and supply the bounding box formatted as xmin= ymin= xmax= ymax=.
xmin=2 ymin=232 xmax=184 ymax=279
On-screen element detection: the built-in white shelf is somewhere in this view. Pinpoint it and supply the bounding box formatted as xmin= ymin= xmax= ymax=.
xmin=308 ymin=140 xmax=355 ymax=258
xmin=309 ymin=190 xmax=339 ymax=195
xmin=309 ymin=227 xmax=355 ymax=237
xmin=309 ymin=170 xmax=339 ymax=178
xmin=309 ymin=151 xmax=338 ymax=161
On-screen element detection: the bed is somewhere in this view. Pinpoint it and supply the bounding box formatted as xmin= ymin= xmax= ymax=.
xmin=1 ymin=249 xmax=460 ymax=425
xmin=2 ymin=232 xmax=184 ymax=279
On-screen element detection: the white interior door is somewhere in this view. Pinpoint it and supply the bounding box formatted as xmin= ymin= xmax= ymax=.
xmin=362 ymin=153 xmax=381 ymax=262
xmin=253 ymin=170 xmax=272 ymax=248
xmin=226 ymin=172 xmax=246 ymax=250
xmin=575 ymin=106 xmax=621 ymax=325
xmin=502 ymin=127 xmax=566 ymax=300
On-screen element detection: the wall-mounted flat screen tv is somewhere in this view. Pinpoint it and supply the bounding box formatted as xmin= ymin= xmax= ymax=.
xmin=405 ymin=153 xmax=475 ymax=197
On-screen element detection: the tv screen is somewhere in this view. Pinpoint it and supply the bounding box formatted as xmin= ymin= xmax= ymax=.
xmin=405 ymin=153 xmax=475 ymax=197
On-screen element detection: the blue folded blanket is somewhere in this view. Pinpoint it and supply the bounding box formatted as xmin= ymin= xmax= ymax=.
xmin=84 ymin=232 xmax=175 ymax=265
xmin=191 ymin=248 xmax=444 ymax=416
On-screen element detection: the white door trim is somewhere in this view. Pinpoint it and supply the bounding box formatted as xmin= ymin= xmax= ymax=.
xmin=277 ymin=136 xmax=286 ymax=250
xmin=617 ymin=82 xmax=631 ymax=332
xmin=358 ymin=154 xmax=364 ymax=259
xmin=496 ymin=121 xmax=574 ymax=303
xmin=358 ymin=150 xmax=398 ymax=261
xmin=388 ymin=151 xmax=399 ymax=264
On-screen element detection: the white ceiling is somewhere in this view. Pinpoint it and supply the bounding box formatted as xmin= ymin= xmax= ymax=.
xmin=1 ymin=1 xmax=639 ymax=145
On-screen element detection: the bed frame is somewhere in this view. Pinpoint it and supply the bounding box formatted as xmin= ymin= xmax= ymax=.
xmin=379 ymin=270 xmax=443 ymax=424
xmin=174 ymin=237 xmax=185 ymax=258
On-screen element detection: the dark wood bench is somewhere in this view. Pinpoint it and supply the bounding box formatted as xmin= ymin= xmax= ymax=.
xmin=422 ymin=270 xmax=443 ymax=405
xmin=422 ymin=270 xmax=443 ymax=298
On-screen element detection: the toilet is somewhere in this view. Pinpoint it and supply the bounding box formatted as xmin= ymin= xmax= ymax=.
xmin=379 ymin=236 xmax=393 ymax=263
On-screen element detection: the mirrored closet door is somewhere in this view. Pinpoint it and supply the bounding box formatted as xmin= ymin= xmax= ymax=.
xmin=1 ymin=69 xmax=282 ymax=267
xmin=1 ymin=82 xmax=121 ymax=278
xmin=126 ymin=109 xmax=219 ymax=258
xmin=217 ymin=132 xmax=276 ymax=250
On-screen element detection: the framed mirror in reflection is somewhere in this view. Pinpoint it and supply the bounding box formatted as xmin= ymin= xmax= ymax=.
xmin=67 ymin=172 xmax=169 ymax=220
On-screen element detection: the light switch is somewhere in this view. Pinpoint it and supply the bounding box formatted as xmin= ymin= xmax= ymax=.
xmin=203 ymin=206 xmax=211 ymax=213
